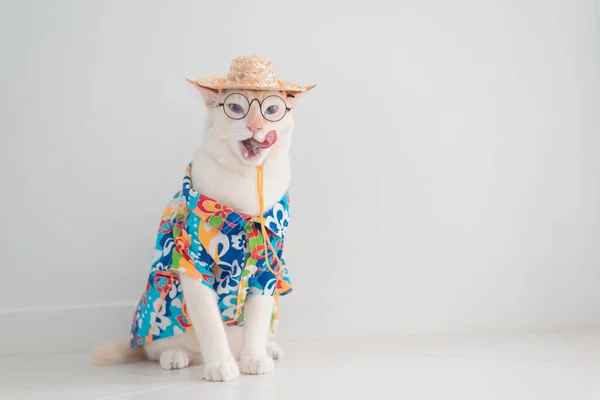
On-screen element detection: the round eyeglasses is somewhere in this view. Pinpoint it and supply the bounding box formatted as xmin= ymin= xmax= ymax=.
xmin=218 ymin=93 xmax=291 ymax=122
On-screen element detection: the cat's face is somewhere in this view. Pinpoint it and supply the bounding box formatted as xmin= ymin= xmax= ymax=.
xmin=197 ymin=88 xmax=299 ymax=167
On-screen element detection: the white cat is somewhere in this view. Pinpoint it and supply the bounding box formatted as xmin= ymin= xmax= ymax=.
xmin=92 ymin=60 xmax=313 ymax=382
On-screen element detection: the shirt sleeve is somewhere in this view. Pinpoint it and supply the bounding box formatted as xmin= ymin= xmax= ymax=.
xmin=249 ymin=258 xmax=293 ymax=297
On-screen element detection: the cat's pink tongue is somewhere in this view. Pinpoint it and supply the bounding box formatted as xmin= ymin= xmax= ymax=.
xmin=259 ymin=130 xmax=277 ymax=148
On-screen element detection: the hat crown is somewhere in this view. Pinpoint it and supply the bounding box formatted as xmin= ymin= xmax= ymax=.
xmin=226 ymin=55 xmax=277 ymax=88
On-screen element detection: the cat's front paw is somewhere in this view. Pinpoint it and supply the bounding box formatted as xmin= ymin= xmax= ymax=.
xmin=240 ymin=354 xmax=274 ymax=375
xmin=266 ymin=340 xmax=284 ymax=360
xmin=159 ymin=348 xmax=190 ymax=370
xmin=203 ymin=360 xmax=240 ymax=382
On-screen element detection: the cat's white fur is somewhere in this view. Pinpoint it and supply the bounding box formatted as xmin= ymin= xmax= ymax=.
xmin=92 ymin=86 xmax=305 ymax=382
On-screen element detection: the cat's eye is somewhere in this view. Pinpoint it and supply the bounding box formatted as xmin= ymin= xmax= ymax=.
xmin=264 ymin=105 xmax=279 ymax=115
xmin=218 ymin=93 xmax=290 ymax=122
xmin=228 ymin=103 xmax=245 ymax=114
xmin=265 ymin=106 xmax=279 ymax=115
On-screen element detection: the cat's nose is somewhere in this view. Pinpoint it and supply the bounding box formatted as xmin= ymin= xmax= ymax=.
xmin=246 ymin=123 xmax=262 ymax=136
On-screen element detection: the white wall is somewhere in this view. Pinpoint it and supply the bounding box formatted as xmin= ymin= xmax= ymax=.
xmin=1 ymin=0 xmax=599 ymax=355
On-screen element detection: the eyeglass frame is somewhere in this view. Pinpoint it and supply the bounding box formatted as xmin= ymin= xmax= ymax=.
xmin=217 ymin=92 xmax=292 ymax=122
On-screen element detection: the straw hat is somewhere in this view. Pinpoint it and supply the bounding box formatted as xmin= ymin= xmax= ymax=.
xmin=188 ymin=55 xmax=316 ymax=93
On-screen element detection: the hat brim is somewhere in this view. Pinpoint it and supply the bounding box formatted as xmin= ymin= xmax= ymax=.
xmin=191 ymin=75 xmax=315 ymax=93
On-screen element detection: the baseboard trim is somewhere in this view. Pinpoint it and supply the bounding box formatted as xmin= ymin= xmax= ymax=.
xmin=0 ymin=301 xmax=137 ymax=315
xmin=0 ymin=302 xmax=137 ymax=356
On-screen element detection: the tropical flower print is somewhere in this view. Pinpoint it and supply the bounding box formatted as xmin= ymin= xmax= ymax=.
xmin=170 ymin=297 xmax=182 ymax=309
xmin=168 ymin=281 xmax=183 ymax=299
xmin=175 ymin=301 xmax=193 ymax=329
xmin=215 ymin=260 xmax=242 ymax=295
xmin=134 ymin=311 xmax=143 ymax=329
xmin=158 ymin=218 xmax=172 ymax=234
xmin=230 ymin=232 xmax=248 ymax=250
xmin=213 ymin=203 xmax=232 ymax=218
xmin=220 ymin=294 xmax=238 ymax=321
xmin=130 ymin=162 xmax=292 ymax=348
xmin=153 ymin=272 xmax=174 ymax=294
xmin=149 ymin=298 xmax=171 ymax=336
xmin=265 ymin=203 xmax=290 ymax=236
xmin=249 ymin=275 xmax=277 ymax=296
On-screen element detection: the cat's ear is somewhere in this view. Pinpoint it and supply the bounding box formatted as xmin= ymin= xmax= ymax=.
xmin=284 ymin=84 xmax=316 ymax=103
xmin=185 ymin=78 xmax=220 ymax=108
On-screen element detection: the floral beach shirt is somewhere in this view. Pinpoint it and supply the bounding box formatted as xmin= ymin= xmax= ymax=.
xmin=130 ymin=163 xmax=292 ymax=347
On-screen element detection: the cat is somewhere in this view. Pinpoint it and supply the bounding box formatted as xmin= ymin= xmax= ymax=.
xmin=92 ymin=85 xmax=310 ymax=382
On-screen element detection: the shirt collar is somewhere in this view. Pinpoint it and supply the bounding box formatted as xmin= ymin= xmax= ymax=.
xmin=181 ymin=163 xmax=289 ymax=237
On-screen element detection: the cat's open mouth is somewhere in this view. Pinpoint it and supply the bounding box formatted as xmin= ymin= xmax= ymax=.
xmin=239 ymin=138 xmax=263 ymax=159
xmin=238 ymin=131 xmax=278 ymax=159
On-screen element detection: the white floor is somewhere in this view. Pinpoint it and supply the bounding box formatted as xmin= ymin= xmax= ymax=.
xmin=2 ymin=330 xmax=600 ymax=400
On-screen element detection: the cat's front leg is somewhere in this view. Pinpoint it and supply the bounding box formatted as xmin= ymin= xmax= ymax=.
xmin=239 ymin=294 xmax=275 ymax=375
xmin=179 ymin=274 xmax=239 ymax=382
